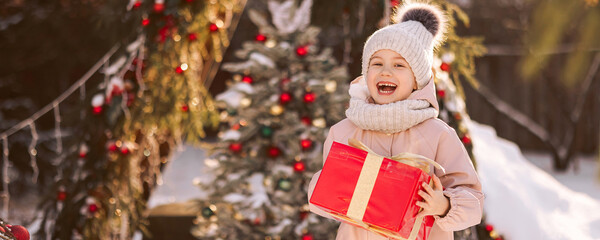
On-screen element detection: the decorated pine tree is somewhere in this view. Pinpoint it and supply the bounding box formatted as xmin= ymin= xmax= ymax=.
xmin=191 ymin=0 xmax=349 ymax=239
xmin=190 ymin=0 xmax=505 ymax=239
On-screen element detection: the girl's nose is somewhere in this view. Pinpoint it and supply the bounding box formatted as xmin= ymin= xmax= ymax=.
xmin=380 ymin=66 xmax=392 ymax=76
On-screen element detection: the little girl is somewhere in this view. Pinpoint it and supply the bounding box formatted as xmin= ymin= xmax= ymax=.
xmin=307 ymin=2 xmax=483 ymax=239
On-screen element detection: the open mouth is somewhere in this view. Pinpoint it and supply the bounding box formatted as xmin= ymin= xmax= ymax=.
xmin=377 ymin=82 xmax=397 ymax=95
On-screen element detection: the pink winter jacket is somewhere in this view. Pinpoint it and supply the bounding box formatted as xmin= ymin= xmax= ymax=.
xmin=307 ymin=80 xmax=484 ymax=240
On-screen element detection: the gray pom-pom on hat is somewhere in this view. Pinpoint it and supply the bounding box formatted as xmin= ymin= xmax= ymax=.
xmin=361 ymin=1 xmax=447 ymax=90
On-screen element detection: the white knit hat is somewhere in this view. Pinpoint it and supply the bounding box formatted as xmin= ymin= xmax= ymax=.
xmin=361 ymin=2 xmax=447 ymax=89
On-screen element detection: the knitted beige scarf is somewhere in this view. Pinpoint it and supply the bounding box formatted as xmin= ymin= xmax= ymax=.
xmin=345 ymin=83 xmax=438 ymax=134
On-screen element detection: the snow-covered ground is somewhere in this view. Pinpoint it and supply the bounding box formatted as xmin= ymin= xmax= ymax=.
xmin=467 ymin=120 xmax=600 ymax=240
xmin=145 ymin=120 xmax=600 ymax=239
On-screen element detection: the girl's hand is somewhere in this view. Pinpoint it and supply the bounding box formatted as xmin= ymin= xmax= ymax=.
xmin=415 ymin=175 xmax=450 ymax=218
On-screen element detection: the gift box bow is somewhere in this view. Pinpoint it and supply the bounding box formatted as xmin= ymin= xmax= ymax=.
xmin=338 ymin=139 xmax=446 ymax=240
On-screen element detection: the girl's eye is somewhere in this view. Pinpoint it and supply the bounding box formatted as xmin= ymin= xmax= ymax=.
xmin=371 ymin=63 xmax=382 ymax=66
xmin=395 ymin=64 xmax=404 ymax=68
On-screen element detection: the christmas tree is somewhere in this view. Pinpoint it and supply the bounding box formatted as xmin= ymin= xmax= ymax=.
xmin=190 ymin=0 xmax=505 ymax=239
xmin=192 ymin=0 xmax=349 ymax=239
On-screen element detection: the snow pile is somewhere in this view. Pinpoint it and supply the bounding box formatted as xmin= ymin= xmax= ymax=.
xmin=468 ymin=120 xmax=600 ymax=240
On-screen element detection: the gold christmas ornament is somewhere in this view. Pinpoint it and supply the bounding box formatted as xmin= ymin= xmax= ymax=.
xmin=325 ymin=80 xmax=337 ymax=93
xmin=240 ymin=98 xmax=252 ymax=107
xmin=264 ymin=177 xmax=272 ymax=186
xmin=270 ymin=105 xmax=284 ymax=115
xmin=173 ymin=34 xmax=182 ymax=42
xmin=312 ymin=118 xmax=326 ymax=128
xmin=233 ymin=74 xmax=242 ymax=82
xmin=265 ymin=39 xmax=277 ymax=48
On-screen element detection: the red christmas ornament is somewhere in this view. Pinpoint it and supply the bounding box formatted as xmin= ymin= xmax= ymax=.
xmin=301 ymin=234 xmax=314 ymax=240
xmin=242 ymin=75 xmax=253 ymax=84
xmin=153 ymin=3 xmax=164 ymax=12
xmin=175 ymin=66 xmax=184 ymax=74
xmin=299 ymin=211 xmax=309 ymax=220
xmin=279 ymin=92 xmax=292 ymax=104
xmin=390 ymin=0 xmax=401 ymax=7
xmin=300 ymin=116 xmax=312 ymax=125
xmin=293 ymin=161 xmax=306 ymax=172
xmin=92 ymin=106 xmax=103 ymax=115
xmin=440 ymin=62 xmax=451 ymax=72
xmin=88 ymin=203 xmax=99 ymax=213
xmin=485 ymin=224 xmax=494 ymax=232
xmin=121 ymin=147 xmax=130 ymax=155
xmin=296 ymin=46 xmax=308 ymax=57
xmin=108 ymin=144 xmax=118 ymax=152
xmin=142 ymin=18 xmax=150 ymax=26
xmin=209 ymin=23 xmax=219 ymax=32
xmin=185 ymin=0 xmax=193 ymax=2
xmin=133 ymin=1 xmax=142 ymax=9
xmin=79 ymin=151 xmax=87 ymax=158
xmin=494 ymin=237 xmax=503 ymax=240
xmin=181 ymin=104 xmax=189 ymax=112
xmin=300 ymin=139 xmax=312 ymax=150
xmin=57 ymin=191 xmax=67 ymax=201
xmin=437 ymin=89 xmax=446 ymax=98
xmin=255 ymin=34 xmax=267 ymax=42
xmin=461 ymin=135 xmax=472 ymax=145
xmin=188 ymin=33 xmax=197 ymax=41
xmin=267 ymin=146 xmax=281 ymax=158
xmin=303 ymin=92 xmax=316 ymax=103
xmin=7 ymin=225 xmax=30 ymax=240
xmin=229 ymin=142 xmax=242 ymax=153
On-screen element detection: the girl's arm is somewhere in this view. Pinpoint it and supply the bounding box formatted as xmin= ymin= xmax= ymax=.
xmin=432 ymin=127 xmax=484 ymax=231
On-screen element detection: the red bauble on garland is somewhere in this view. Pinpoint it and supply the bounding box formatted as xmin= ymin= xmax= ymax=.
xmin=92 ymin=106 xmax=103 ymax=115
xmin=209 ymin=23 xmax=219 ymax=32
xmin=436 ymin=89 xmax=445 ymax=98
xmin=293 ymin=161 xmax=306 ymax=172
xmin=175 ymin=66 xmax=184 ymax=74
xmin=296 ymin=46 xmax=308 ymax=57
xmin=267 ymin=146 xmax=281 ymax=158
xmin=188 ymin=33 xmax=197 ymax=41
xmin=120 ymin=147 xmax=130 ymax=155
xmin=153 ymin=3 xmax=164 ymax=12
xmin=301 ymin=233 xmax=314 ymax=240
xmin=142 ymin=18 xmax=150 ymax=26
xmin=461 ymin=135 xmax=472 ymax=145
xmin=181 ymin=104 xmax=189 ymax=112
xmin=57 ymin=191 xmax=67 ymax=201
xmin=280 ymin=92 xmax=292 ymax=105
xmin=303 ymin=92 xmax=316 ymax=103
xmin=88 ymin=203 xmax=99 ymax=213
xmin=390 ymin=0 xmax=401 ymax=7
xmin=300 ymin=116 xmax=312 ymax=125
xmin=255 ymin=34 xmax=267 ymax=42
xmin=440 ymin=62 xmax=451 ymax=72
xmin=229 ymin=142 xmax=242 ymax=153
xmin=485 ymin=224 xmax=494 ymax=232
xmin=108 ymin=143 xmax=118 ymax=152
xmin=242 ymin=75 xmax=253 ymax=84
xmin=300 ymin=139 xmax=312 ymax=150
xmin=133 ymin=1 xmax=142 ymax=9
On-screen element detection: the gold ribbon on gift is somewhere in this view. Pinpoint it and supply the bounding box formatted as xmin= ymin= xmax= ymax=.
xmin=340 ymin=138 xmax=445 ymax=240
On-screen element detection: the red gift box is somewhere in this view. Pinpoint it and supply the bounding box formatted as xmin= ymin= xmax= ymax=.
xmin=310 ymin=140 xmax=441 ymax=240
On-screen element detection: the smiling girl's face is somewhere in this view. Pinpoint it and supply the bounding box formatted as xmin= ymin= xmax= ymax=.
xmin=366 ymin=49 xmax=417 ymax=104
